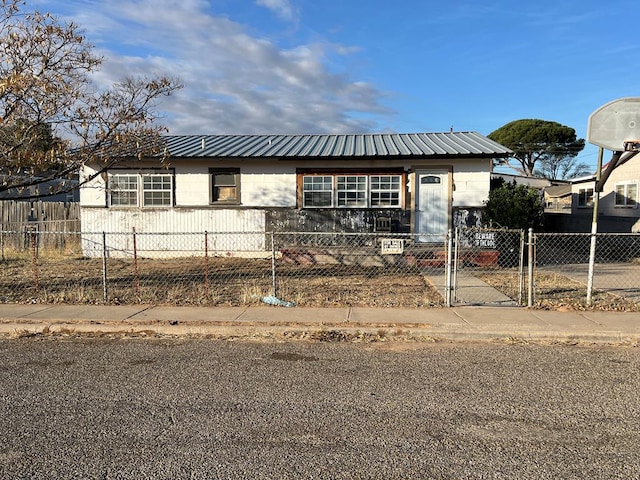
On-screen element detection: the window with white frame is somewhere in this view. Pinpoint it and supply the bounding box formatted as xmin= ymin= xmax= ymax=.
xmin=577 ymin=187 xmax=594 ymax=208
xmin=337 ymin=175 xmax=367 ymax=207
xmin=615 ymin=182 xmax=637 ymax=207
xmin=109 ymin=174 xmax=138 ymax=206
xmin=109 ymin=172 xmax=173 ymax=207
xmin=303 ymin=175 xmax=333 ymax=207
xmin=301 ymin=173 xmax=403 ymax=208
xmin=371 ymin=175 xmax=401 ymax=207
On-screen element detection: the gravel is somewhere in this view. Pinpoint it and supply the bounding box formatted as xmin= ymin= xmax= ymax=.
xmin=1 ymin=338 xmax=639 ymax=479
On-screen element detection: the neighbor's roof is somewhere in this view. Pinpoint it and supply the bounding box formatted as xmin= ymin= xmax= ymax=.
xmin=545 ymin=185 xmax=572 ymax=197
xmin=162 ymin=132 xmax=511 ymax=159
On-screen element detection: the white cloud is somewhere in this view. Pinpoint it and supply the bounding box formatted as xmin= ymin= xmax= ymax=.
xmin=42 ymin=0 xmax=392 ymax=135
xmin=254 ymin=0 xmax=296 ymax=21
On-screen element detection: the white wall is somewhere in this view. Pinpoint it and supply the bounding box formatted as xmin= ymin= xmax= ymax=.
xmin=80 ymin=208 xmax=267 ymax=258
xmin=81 ymin=157 xmax=491 ymax=209
xmin=451 ymin=159 xmax=491 ymax=207
xmin=79 ymin=164 xmax=107 ymax=207
xmin=599 ymin=159 xmax=640 ymax=217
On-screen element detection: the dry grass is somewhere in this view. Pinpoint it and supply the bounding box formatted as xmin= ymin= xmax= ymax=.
xmin=4 ymin=245 xmax=640 ymax=311
xmin=0 ymin=254 xmax=444 ymax=308
xmin=476 ymin=271 xmax=640 ymax=312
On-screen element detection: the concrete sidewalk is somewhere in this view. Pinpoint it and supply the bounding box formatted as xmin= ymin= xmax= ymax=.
xmin=1 ymin=303 xmax=640 ymax=344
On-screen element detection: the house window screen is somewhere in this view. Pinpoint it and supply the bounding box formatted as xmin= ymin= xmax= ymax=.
xmin=615 ymin=182 xmax=637 ymax=207
xmin=303 ymin=176 xmax=333 ymax=207
xmin=211 ymin=170 xmax=240 ymax=204
xmin=109 ymin=174 xmax=139 ymax=207
xmin=337 ymin=176 xmax=367 ymax=207
xmin=109 ymin=172 xmax=173 ymax=208
xmin=142 ymin=174 xmax=172 ymax=207
xmin=370 ymin=175 xmax=401 ymax=207
xmin=301 ymin=173 xmax=403 ymax=208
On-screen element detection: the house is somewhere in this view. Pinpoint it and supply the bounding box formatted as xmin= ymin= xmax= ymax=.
xmin=0 ymin=175 xmax=79 ymax=203
xmin=566 ymin=155 xmax=640 ymax=232
xmin=491 ymin=172 xmax=564 ymax=190
xmin=79 ymin=132 xmax=511 ymax=257
xmin=543 ymin=184 xmax=572 ymax=213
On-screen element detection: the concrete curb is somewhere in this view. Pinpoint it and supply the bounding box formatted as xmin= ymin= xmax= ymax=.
xmin=2 ymin=321 xmax=639 ymax=345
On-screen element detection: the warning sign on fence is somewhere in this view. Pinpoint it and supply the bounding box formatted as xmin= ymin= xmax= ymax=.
xmin=380 ymin=238 xmax=404 ymax=255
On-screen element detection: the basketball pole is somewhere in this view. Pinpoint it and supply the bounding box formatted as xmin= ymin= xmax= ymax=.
xmin=586 ymin=147 xmax=603 ymax=306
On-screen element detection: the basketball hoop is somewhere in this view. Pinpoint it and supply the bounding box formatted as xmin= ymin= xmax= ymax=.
xmin=587 ymin=97 xmax=640 ymax=151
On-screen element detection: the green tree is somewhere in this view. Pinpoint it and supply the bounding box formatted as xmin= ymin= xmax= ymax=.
xmin=488 ymin=119 xmax=586 ymax=178
xmin=484 ymin=178 xmax=544 ymax=230
xmin=0 ymin=0 xmax=182 ymax=200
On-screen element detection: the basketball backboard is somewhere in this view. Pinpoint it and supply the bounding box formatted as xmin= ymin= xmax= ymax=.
xmin=587 ymin=97 xmax=640 ymax=151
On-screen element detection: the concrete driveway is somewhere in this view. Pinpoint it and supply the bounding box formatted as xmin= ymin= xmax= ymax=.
xmin=539 ymin=262 xmax=640 ymax=302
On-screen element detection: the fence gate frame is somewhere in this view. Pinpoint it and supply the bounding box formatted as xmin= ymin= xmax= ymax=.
xmin=446 ymin=227 xmax=526 ymax=307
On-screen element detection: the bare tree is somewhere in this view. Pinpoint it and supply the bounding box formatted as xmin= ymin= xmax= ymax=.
xmin=533 ymin=154 xmax=591 ymax=181
xmin=488 ymin=119 xmax=585 ymax=177
xmin=0 ymin=0 xmax=182 ymax=199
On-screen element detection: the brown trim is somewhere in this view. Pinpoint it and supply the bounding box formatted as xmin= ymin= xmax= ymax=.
xmin=296 ymin=170 xmax=407 ymax=209
xmin=209 ymin=167 xmax=241 ymax=205
xmin=297 ymin=167 xmax=405 ymax=174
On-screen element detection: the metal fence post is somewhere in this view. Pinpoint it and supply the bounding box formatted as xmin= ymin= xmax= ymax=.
xmin=132 ymin=227 xmax=140 ymax=296
xmin=527 ymin=228 xmax=534 ymax=307
xmin=518 ymin=229 xmax=525 ymax=305
xmin=453 ymin=227 xmax=460 ymax=303
xmin=204 ymin=231 xmax=210 ymax=297
xmin=586 ymin=232 xmax=597 ymax=306
xmin=30 ymin=229 xmax=39 ymax=294
xmin=102 ymin=232 xmax=108 ymax=303
xmin=445 ymin=229 xmax=453 ymax=307
xmin=271 ymin=231 xmax=277 ymax=297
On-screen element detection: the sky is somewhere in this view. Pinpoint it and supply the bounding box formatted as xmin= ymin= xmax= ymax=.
xmin=34 ymin=0 xmax=640 ymax=173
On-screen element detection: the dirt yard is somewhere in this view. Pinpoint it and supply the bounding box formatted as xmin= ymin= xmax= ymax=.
xmin=0 ymin=255 xmax=445 ymax=307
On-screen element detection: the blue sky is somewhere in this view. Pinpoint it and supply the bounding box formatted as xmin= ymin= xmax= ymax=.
xmin=35 ymin=0 xmax=640 ymax=172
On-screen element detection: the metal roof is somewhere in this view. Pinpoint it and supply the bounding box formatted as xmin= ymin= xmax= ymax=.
xmin=162 ymin=132 xmax=511 ymax=159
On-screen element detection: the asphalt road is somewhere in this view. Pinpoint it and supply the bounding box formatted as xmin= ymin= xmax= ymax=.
xmin=1 ymin=338 xmax=639 ymax=479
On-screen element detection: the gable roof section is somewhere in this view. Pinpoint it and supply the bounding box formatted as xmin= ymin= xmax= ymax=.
xmin=162 ymin=132 xmax=511 ymax=159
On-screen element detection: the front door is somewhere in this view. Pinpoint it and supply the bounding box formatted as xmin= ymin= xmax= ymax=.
xmin=415 ymin=170 xmax=449 ymax=242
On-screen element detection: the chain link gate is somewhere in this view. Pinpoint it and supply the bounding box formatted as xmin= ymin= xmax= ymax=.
xmin=447 ymin=227 xmax=526 ymax=307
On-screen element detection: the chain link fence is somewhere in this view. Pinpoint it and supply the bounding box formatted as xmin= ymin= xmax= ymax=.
xmin=531 ymin=233 xmax=640 ymax=309
xmin=1 ymin=228 xmax=640 ymax=310
xmin=0 ymin=230 xmax=445 ymax=307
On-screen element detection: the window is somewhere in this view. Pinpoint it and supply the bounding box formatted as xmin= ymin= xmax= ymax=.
xmin=211 ymin=169 xmax=240 ymax=204
xmin=337 ymin=175 xmax=367 ymax=207
xmin=109 ymin=172 xmax=173 ymax=207
xmin=615 ymin=182 xmax=637 ymax=207
xmin=110 ymin=174 xmax=138 ymax=206
xmin=303 ymin=175 xmax=333 ymax=207
xmin=302 ymin=173 xmax=403 ymax=208
xmin=371 ymin=175 xmax=401 ymax=207
xmin=577 ymin=187 xmax=594 ymax=208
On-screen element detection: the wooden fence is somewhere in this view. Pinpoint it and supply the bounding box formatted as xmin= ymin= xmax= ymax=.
xmin=0 ymin=201 xmax=80 ymax=250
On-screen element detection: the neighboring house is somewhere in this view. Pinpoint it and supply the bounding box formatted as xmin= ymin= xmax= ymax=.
xmin=491 ymin=172 xmax=563 ymax=190
xmin=0 ymin=175 xmax=79 ymax=203
xmin=544 ymin=184 xmax=572 ymax=212
xmin=79 ymin=132 xmax=511 ymax=257
xmin=567 ymin=156 xmax=640 ymax=232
